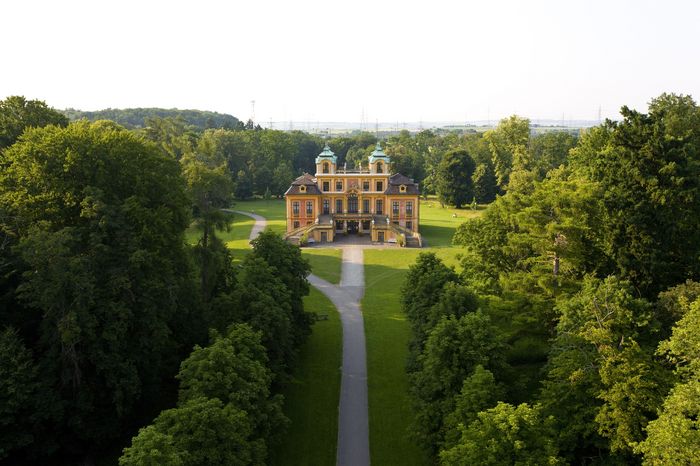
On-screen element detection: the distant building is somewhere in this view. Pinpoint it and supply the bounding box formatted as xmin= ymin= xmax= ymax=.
xmin=284 ymin=143 xmax=421 ymax=245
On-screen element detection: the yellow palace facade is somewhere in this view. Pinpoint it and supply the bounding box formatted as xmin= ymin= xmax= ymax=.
xmin=284 ymin=143 xmax=421 ymax=246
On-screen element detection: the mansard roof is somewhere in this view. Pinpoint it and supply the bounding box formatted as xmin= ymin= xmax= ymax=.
xmin=285 ymin=173 xmax=321 ymax=195
xmin=386 ymin=173 xmax=420 ymax=195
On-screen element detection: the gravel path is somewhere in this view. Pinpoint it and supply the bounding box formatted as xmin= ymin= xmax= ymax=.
xmin=233 ymin=210 xmax=370 ymax=466
xmin=308 ymin=246 xmax=369 ymax=466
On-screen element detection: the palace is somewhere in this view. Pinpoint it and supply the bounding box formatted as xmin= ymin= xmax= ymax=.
xmin=284 ymin=142 xmax=421 ymax=246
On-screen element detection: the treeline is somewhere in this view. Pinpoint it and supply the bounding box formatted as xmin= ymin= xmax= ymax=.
xmin=62 ymin=107 xmax=242 ymax=131
xmin=0 ymin=96 xmax=313 ymax=464
xmin=403 ymin=93 xmax=700 ymax=464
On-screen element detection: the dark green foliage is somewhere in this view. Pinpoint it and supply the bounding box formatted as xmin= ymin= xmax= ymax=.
xmin=570 ymin=93 xmax=700 ymax=298
xmin=63 ymin=107 xmax=241 ymax=131
xmin=0 ymin=96 xmax=69 ymax=149
xmin=120 ymin=397 xmax=260 ymax=466
xmin=0 ymin=120 xmax=201 ymax=460
xmin=411 ymin=311 xmax=505 ymax=453
xmin=528 ymin=131 xmax=577 ymax=180
xmin=436 ymin=150 xmax=476 ymax=208
xmin=250 ymin=230 xmax=312 ymax=349
xmin=471 ymin=163 xmax=497 ymax=203
xmin=440 ymin=402 xmax=563 ymax=466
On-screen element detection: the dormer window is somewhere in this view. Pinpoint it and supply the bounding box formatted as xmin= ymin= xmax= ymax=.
xmin=376 ymin=162 xmax=383 ymax=173
xmin=323 ymin=162 xmax=329 ymax=174
xmin=300 ymin=185 xmax=307 ymax=193
xmin=400 ymin=184 xmax=406 ymax=193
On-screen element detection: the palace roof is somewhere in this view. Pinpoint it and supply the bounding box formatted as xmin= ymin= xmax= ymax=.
xmin=285 ymin=173 xmax=321 ymax=195
xmin=385 ymin=173 xmax=420 ymax=194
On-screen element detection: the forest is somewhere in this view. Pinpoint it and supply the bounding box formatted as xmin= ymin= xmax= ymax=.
xmin=402 ymin=93 xmax=700 ymax=465
xmin=1 ymin=92 xmax=698 ymax=465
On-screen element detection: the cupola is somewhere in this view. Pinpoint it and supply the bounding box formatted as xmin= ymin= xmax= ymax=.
xmin=368 ymin=142 xmax=391 ymax=174
xmin=315 ymin=143 xmax=337 ymax=174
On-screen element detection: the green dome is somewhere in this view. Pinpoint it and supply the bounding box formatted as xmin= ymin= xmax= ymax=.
xmin=369 ymin=142 xmax=390 ymax=164
xmin=315 ymin=143 xmax=337 ymax=164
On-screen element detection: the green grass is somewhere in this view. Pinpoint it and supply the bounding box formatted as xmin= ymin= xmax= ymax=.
xmin=419 ymin=197 xmax=483 ymax=248
xmin=269 ymin=288 xmax=342 ymax=466
xmin=302 ymin=248 xmax=343 ymax=284
xmin=185 ymin=213 xmax=257 ymax=262
xmin=232 ymin=198 xmax=287 ymax=234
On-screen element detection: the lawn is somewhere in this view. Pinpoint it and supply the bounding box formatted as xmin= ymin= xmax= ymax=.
xmin=232 ymin=198 xmax=287 ymax=234
xmin=419 ymin=197 xmax=483 ymax=248
xmin=185 ymin=212 xmax=256 ymax=262
xmin=302 ymin=248 xmax=343 ymax=284
xmin=269 ymin=287 xmax=341 ymax=466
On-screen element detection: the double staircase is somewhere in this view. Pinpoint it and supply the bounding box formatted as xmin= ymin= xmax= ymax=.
xmin=389 ymin=223 xmax=423 ymax=248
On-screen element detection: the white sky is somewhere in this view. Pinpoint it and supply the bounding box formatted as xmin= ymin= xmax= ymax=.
xmin=1 ymin=0 xmax=698 ymax=123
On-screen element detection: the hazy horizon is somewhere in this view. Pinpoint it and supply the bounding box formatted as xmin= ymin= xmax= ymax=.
xmin=2 ymin=0 xmax=698 ymax=123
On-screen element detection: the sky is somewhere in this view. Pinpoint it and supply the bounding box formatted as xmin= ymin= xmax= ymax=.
xmin=1 ymin=0 xmax=698 ymax=124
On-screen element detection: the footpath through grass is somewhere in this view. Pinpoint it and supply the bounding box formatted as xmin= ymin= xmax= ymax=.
xmin=269 ymin=287 xmax=341 ymax=466
xmin=362 ymin=199 xmax=478 ymax=465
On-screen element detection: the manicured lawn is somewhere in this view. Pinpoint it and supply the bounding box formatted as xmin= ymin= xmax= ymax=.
xmin=269 ymin=287 xmax=342 ymax=466
xmin=419 ymin=197 xmax=483 ymax=248
xmin=232 ymin=198 xmax=287 ymax=234
xmin=302 ymin=248 xmax=343 ymax=284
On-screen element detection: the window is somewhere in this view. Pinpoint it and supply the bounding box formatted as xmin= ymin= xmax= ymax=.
xmin=336 ymin=180 xmax=343 ymax=191
xmin=335 ymin=199 xmax=343 ymax=214
xmin=376 ymin=181 xmax=383 ymax=192
xmin=392 ymin=201 xmax=400 ymax=216
xmin=323 ymin=181 xmax=330 ymax=192
xmin=363 ymin=199 xmax=370 ymax=213
xmin=293 ymin=220 xmax=300 ymax=229
xmin=299 ymin=185 xmax=306 ymax=193
xmin=406 ymin=221 xmax=413 ymax=230
xmin=376 ymin=199 xmax=383 ymax=215
xmin=406 ymin=201 xmax=413 ymax=216
xmin=348 ymin=196 xmax=358 ymax=213
xmin=362 ymin=220 xmax=371 ymax=231
xmin=335 ymin=220 xmax=344 ymax=231
xmin=306 ymin=201 xmax=313 ymax=215
xmin=400 ymin=184 xmax=406 ymax=193
xmin=377 ymin=162 xmax=383 ymax=173
xmin=292 ymin=201 xmax=300 ymax=216
xmin=323 ymin=199 xmax=330 ymax=214
xmin=362 ymin=180 xmax=370 ymax=191
xmin=323 ymin=162 xmax=329 ymax=173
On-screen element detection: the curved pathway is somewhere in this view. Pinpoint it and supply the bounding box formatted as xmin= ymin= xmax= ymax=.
xmin=235 ymin=210 xmax=370 ymax=466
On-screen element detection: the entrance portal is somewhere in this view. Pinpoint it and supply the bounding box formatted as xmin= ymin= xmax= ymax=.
xmin=347 ymin=220 xmax=359 ymax=234
xmin=378 ymin=231 xmax=384 ymax=243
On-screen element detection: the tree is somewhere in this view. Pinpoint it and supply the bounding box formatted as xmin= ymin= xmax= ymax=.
xmin=0 ymin=120 xmax=199 ymax=456
xmin=176 ymin=324 xmax=286 ymax=444
xmin=250 ymin=230 xmax=312 ymax=349
xmin=435 ymin=149 xmax=476 ymax=208
xmin=570 ymin=93 xmax=700 ymax=297
xmin=528 ymin=131 xmax=577 ymax=180
xmin=471 ymin=163 xmax=497 ymax=204
xmin=0 ymin=96 xmax=68 ymax=149
xmin=440 ymin=402 xmax=563 ymax=466
xmin=120 ymin=397 xmax=261 ymax=466
xmin=411 ymin=311 xmax=505 ymax=453
xmin=485 ymin=115 xmax=530 ymax=191
xmin=637 ymin=299 xmax=700 ymax=464
xmin=442 ymin=365 xmax=504 ymax=449
xmin=234 ymin=169 xmax=254 ymax=200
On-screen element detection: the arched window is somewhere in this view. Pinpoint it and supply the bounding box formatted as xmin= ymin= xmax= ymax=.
xmin=376 ymin=162 xmax=383 ymax=173
xmin=323 ymin=162 xmax=330 ymax=173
